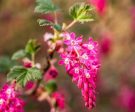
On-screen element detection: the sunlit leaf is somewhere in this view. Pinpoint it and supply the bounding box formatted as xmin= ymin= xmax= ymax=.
xmin=25 ymin=39 xmax=40 ymax=55
xmin=69 ymin=3 xmax=95 ymax=23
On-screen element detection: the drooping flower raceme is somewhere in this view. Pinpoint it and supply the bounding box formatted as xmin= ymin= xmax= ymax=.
xmin=0 ymin=84 xmax=24 ymax=112
xmin=59 ymin=32 xmax=100 ymax=109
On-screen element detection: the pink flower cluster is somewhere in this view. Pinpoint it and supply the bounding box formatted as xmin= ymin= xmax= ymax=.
xmin=0 ymin=84 xmax=24 ymax=112
xmin=59 ymin=32 xmax=100 ymax=109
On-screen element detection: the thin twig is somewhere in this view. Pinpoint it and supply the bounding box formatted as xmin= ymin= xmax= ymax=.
xmin=63 ymin=20 xmax=77 ymax=31
xmin=54 ymin=12 xmax=58 ymax=24
xmin=31 ymin=53 xmax=35 ymax=67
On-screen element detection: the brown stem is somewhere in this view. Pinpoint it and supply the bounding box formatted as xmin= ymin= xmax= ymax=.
xmin=63 ymin=20 xmax=77 ymax=31
xmin=54 ymin=12 xmax=58 ymax=24
xmin=31 ymin=47 xmax=56 ymax=95
xmin=38 ymin=92 xmax=57 ymax=112
xmin=31 ymin=53 xmax=35 ymax=67
xmin=31 ymin=79 xmax=41 ymax=95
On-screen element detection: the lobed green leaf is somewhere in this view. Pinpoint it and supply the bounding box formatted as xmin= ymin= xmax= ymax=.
xmin=7 ymin=66 xmax=42 ymax=87
xmin=25 ymin=39 xmax=40 ymax=55
xmin=35 ymin=0 xmax=59 ymax=14
xmin=37 ymin=19 xmax=62 ymax=31
xmin=0 ymin=56 xmax=16 ymax=73
xmin=37 ymin=19 xmax=53 ymax=26
xmin=69 ymin=3 xmax=95 ymax=23
xmin=12 ymin=50 xmax=27 ymax=60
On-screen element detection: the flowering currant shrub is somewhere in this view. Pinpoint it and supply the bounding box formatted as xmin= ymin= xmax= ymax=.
xmin=59 ymin=33 xmax=100 ymax=109
xmin=0 ymin=0 xmax=100 ymax=111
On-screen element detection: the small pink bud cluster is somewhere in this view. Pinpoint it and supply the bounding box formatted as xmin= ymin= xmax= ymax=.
xmin=23 ymin=58 xmax=32 ymax=68
xmin=44 ymin=59 xmax=58 ymax=82
xmin=59 ymin=32 xmax=100 ymax=109
xmin=44 ymin=33 xmax=64 ymax=54
xmin=44 ymin=65 xmax=58 ymax=82
xmin=52 ymin=91 xmax=65 ymax=109
xmin=25 ymin=81 xmax=36 ymax=91
xmin=0 ymin=84 xmax=24 ymax=112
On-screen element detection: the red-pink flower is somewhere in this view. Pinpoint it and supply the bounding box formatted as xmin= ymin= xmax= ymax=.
xmin=59 ymin=52 xmax=76 ymax=71
xmin=64 ymin=32 xmax=82 ymax=51
xmin=44 ymin=61 xmax=58 ymax=82
xmin=42 ymin=14 xmax=54 ymax=23
xmin=23 ymin=58 xmax=32 ymax=68
xmin=115 ymin=85 xmax=135 ymax=112
xmin=100 ymin=33 xmax=112 ymax=55
xmin=88 ymin=0 xmax=107 ymax=16
xmin=52 ymin=91 xmax=65 ymax=109
xmin=25 ymin=81 xmax=36 ymax=91
xmin=0 ymin=83 xmax=24 ymax=112
xmin=59 ymin=32 xmax=100 ymax=110
xmin=130 ymin=7 xmax=135 ymax=31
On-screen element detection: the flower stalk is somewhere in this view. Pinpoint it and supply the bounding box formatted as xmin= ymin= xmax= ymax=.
xmin=63 ymin=20 xmax=77 ymax=31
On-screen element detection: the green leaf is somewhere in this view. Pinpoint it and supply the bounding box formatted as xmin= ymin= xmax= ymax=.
xmin=7 ymin=66 xmax=42 ymax=87
xmin=0 ymin=56 xmax=16 ymax=73
xmin=12 ymin=50 xmax=27 ymax=60
xmin=37 ymin=19 xmax=53 ymax=26
xmin=37 ymin=19 xmax=62 ymax=31
xmin=35 ymin=0 xmax=59 ymax=14
xmin=25 ymin=39 xmax=40 ymax=55
xmin=53 ymin=24 xmax=62 ymax=31
xmin=69 ymin=3 xmax=95 ymax=23
xmin=45 ymin=80 xmax=57 ymax=94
